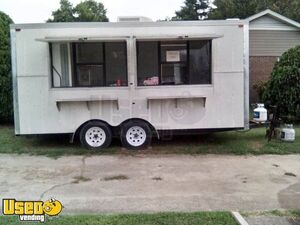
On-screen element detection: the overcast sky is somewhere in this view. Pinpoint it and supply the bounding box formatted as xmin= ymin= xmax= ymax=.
xmin=0 ymin=0 xmax=184 ymax=23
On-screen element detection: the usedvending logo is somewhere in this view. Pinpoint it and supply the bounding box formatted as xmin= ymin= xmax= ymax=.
xmin=2 ymin=198 xmax=62 ymax=222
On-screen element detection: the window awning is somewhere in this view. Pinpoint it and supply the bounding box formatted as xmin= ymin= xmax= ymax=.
xmin=36 ymin=36 xmax=130 ymax=42
xmin=36 ymin=34 xmax=223 ymax=42
xmin=134 ymin=34 xmax=223 ymax=40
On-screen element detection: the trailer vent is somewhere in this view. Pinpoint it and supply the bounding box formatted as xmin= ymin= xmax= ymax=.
xmin=117 ymin=16 xmax=153 ymax=22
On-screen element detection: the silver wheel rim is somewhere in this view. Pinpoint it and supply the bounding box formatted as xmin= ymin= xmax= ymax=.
xmin=85 ymin=127 xmax=106 ymax=148
xmin=126 ymin=126 xmax=147 ymax=147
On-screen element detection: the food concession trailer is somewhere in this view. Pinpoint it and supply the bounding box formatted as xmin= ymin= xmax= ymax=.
xmin=10 ymin=19 xmax=249 ymax=149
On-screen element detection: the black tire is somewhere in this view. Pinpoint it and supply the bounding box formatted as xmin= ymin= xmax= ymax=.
xmin=79 ymin=121 xmax=112 ymax=150
xmin=120 ymin=121 xmax=152 ymax=149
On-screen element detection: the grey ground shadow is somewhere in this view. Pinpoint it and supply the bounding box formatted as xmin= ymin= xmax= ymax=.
xmin=278 ymin=182 xmax=300 ymax=209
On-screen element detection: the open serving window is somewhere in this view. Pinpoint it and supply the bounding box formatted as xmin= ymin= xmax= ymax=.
xmin=48 ymin=40 xmax=128 ymax=88
xmin=40 ymin=36 xmax=213 ymax=88
xmin=137 ymin=40 xmax=212 ymax=86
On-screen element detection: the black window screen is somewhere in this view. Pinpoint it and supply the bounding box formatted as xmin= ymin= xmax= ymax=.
xmin=105 ymin=42 xmax=128 ymax=86
xmin=72 ymin=42 xmax=127 ymax=87
xmin=76 ymin=65 xmax=104 ymax=86
xmin=189 ymin=40 xmax=211 ymax=84
xmin=137 ymin=42 xmax=159 ymax=86
xmin=76 ymin=43 xmax=103 ymax=64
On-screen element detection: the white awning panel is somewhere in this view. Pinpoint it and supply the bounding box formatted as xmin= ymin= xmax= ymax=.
xmin=134 ymin=34 xmax=223 ymax=40
xmin=36 ymin=34 xmax=223 ymax=42
xmin=36 ymin=36 xmax=130 ymax=42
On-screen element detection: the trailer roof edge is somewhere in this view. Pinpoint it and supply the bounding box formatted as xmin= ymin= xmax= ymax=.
xmin=10 ymin=20 xmax=248 ymax=30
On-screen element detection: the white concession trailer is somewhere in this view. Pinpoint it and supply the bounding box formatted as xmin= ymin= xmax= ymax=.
xmin=10 ymin=19 xmax=249 ymax=149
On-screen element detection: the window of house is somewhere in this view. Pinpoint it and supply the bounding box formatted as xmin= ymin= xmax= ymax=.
xmin=50 ymin=41 xmax=128 ymax=87
xmin=137 ymin=40 xmax=211 ymax=86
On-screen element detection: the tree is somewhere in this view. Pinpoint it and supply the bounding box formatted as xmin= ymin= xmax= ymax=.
xmin=47 ymin=0 xmax=74 ymax=22
xmin=0 ymin=11 xmax=13 ymax=123
xmin=48 ymin=0 xmax=108 ymax=22
xmin=173 ymin=0 xmax=211 ymax=20
xmin=262 ymin=45 xmax=300 ymax=121
xmin=209 ymin=0 xmax=300 ymax=22
xmin=267 ymin=0 xmax=300 ymax=22
xmin=74 ymin=0 xmax=108 ymax=22
xmin=208 ymin=0 xmax=257 ymax=19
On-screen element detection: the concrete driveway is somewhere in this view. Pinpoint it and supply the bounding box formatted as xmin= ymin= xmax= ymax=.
xmin=0 ymin=154 xmax=299 ymax=213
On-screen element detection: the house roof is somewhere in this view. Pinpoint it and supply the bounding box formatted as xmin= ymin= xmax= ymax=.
xmin=246 ymin=9 xmax=300 ymax=29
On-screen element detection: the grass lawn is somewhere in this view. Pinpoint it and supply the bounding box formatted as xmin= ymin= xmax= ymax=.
xmin=0 ymin=212 xmax=238 ymax=225
xmin=0 ymin=125 xmax=299 ymax=158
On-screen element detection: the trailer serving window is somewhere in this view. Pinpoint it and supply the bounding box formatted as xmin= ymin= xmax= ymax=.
xmin=50 ymin=41 xmax=127 ymax=88
xmin=137 ymin=40 xmax=211 ymax=86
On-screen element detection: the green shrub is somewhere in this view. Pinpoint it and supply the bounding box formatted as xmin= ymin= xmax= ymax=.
xmin=0 ymin=11 xmax=13 ymax=123
xmin=263 ymin=45 xmax=300 ymax=121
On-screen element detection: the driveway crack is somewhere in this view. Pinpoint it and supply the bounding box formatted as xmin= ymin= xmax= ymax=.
xmin=39 ymin=182 xmax=72 ymax=200
xmin=39 ymin=155 xmax=90 ymax=200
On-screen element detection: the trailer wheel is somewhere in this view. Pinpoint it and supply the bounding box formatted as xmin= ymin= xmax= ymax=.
xmin=121 ymin=121 xmax=152 ymax=149
xmin=80 ymin=122 xmax=112 ymax=150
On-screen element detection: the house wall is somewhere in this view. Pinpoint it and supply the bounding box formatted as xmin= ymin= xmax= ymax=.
xmin=249 ymin=15 xmax=299 ymax=31
xmin=249 ymin=56 xmax=277 ymax=102
xmin=249 ymin=22 xmax=300 ymax=103
xmin=250 ymin=30 xmax=300 ymax=56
